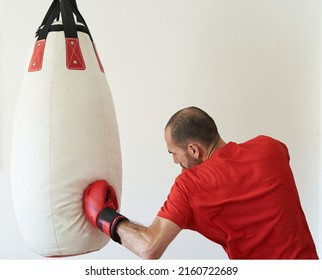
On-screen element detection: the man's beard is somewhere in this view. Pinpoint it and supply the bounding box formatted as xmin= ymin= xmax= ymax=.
xmin=180 ymin=155 xmax=203 ymax=170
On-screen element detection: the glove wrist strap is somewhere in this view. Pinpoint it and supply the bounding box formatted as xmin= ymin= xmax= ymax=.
xmin=98 ymin=208 xmax=128 ymax=244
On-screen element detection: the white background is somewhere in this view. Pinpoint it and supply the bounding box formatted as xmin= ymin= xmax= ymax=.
xmin=0 ymin=0 xmax=321 ymax=259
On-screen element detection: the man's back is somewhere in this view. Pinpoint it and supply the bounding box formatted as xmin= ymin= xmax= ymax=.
xmin=159 ymin=136 xmax=318 ymax=259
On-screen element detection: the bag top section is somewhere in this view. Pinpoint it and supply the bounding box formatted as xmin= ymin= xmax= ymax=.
xmin=36 ymin=0 xmax=93 ymax=42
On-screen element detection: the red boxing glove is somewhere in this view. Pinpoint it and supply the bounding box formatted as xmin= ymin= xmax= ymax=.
xmin=83 ymin=180 xmax=127 ymax=244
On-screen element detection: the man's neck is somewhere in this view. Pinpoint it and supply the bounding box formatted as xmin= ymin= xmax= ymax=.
xmin=206 ymin=138 xmax=226 ymax=159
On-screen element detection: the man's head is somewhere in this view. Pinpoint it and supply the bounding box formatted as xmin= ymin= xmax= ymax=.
xmin=164 ymin=107 xmax=220 ymax=169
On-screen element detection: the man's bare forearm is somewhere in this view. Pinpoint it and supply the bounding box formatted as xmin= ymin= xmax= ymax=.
xmin=116 ymin=217 xmax=181 ymax=259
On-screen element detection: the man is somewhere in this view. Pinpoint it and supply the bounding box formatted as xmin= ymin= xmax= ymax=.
xmin=84 ymin=106 xmax=318 ymax=259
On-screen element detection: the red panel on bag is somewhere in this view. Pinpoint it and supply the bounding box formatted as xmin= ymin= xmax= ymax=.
xmin=28 ymin=40 xmax=46 ymax=72
xmin=66 ymin=38 xmax=86 ymax=70
xmin=93 ymin=43 xmax=105 ymax=73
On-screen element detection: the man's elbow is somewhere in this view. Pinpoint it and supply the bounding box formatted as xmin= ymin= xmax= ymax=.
xmin=139 ymin=243 xmax=164 ymax=260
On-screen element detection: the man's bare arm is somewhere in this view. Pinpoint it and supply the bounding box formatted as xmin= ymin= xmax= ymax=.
xmin=116 ymin=216 xmax=181 ymax=259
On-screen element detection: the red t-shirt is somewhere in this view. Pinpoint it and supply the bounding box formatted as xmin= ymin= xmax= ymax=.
xmin=158 ymin=136 xmax=318 ymax=259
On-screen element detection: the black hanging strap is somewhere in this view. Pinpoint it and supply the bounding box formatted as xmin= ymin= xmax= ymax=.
xmin=60 ymin=0 xmax=78 ymax=39
xmin=69 ymin=0 xmax=94 ymax=42
xmin=35 ymin=0 xmax=93 ymax=42
xmin=37 ymin=1 xmax=61 ymax=40
xmin=35 ymin=0 xmax=60 ymax=37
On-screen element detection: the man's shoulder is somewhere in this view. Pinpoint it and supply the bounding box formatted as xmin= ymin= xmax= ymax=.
xmin=243 ymin=135 xmax=284 ymax=146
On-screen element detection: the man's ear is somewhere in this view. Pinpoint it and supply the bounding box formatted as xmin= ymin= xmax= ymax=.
xmin=187 ymin=143 xmax=201 ymax=158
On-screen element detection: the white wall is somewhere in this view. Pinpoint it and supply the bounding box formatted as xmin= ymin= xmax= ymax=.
xmin=0 ymin=0 xmax=320 ymax=259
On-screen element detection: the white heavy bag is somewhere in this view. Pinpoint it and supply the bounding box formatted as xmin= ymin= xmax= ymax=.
xmin=11 ymin=0 xmax=122 ymax=257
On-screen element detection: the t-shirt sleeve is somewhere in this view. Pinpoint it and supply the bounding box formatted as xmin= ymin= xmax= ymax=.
xmin=267 ymin=136 xmax=291 ymax=162
xmin=276 ymin=140 xmax=290 ymax=161
xmin=157 ymin=180 xmax=192 ymax=229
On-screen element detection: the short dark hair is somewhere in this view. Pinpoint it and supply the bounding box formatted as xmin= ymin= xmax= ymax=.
xmin=165 ymin=106 xmax=219 ymax=148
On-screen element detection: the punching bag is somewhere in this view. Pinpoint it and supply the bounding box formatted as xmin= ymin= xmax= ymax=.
xmin=11 ymin=0 xmax=122 ymax=257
